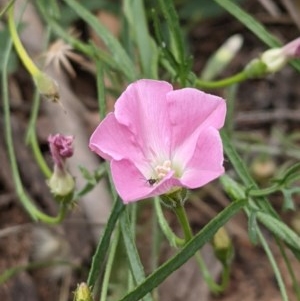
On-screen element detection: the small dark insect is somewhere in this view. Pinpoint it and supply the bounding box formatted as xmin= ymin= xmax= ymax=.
xmin=147 ymin=178 xmax=158 ymax=186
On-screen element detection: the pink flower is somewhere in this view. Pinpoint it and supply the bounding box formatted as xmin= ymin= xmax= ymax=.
xmin=89 ymin=79 xmax=226 ymax=204
xmin=48 ymin=134 xmax=74 ymax=169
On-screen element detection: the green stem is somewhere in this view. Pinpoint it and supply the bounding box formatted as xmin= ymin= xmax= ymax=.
xmin=100 ymin=225 xmax=120 ymax=301
xmin=221 ymin=130 xmax=278 ymax=218
xmin=173 ymin=204 xmax=193 ymax=241
xmin=2 ymin=28 xmax=68 ymax=225
xmin=277 ymin=240 xmax=300 ymax=300
xmin=195 ymin=71 xmax=248 ymax=89
xmin=0 ymin=259 xmax=73 ymax=284
xmin=119 ymin=199 xmax=246 ymax=301
xmin=28 ymin=129 xmax=52 ymax=178
xmin=257 ymin=228 xmax=289 ymax=301
xmin=26 ymin=91 xmax=52 ymax=178
xmin=173 ymin=204 xmax=225 ymax=294
xmin=8 ymin=4 xmax=40 ymax=77
xmin=154 ymin=198 xmax=185 ymax=247
xmin=219 ymin=264 xmax=231 ymax=291
xmin=248 ymin=184 xmax=280 ymax=197
xmin=0 ymin=0 xmax=15 ymax=19
xmin=150 ymin=206 xmax=160 ymax=301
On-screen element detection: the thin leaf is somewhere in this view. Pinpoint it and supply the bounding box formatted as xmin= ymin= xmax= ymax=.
xmin=124 ymin=0 xmax=158 ymax=78
xmin=119 ymin=199 xmax=246 ymax=301
xmin=87 ymin=197 xmax=125 ymax=287
xmin=257 ymin=211 xmax=300 ymax=251
xmin=257 ymin=229 xmax=289 ymax=301
xmin=63 ymin=0 xmax=137 ymax=81
xmin=248 ymin=210 xmax=258 ymax=244
xmin=221 ymin=130 xmax=278 ymax=217
xmin=213 ymin=0 xmax=300 ymax=72
xmin=120 ymin=208 xmax=153 ymax=301
xmin=157 ymin=0 xmax=189 ymax=85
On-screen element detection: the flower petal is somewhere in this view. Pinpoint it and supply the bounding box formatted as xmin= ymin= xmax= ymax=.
xmin=89 ymin=113 xmax=145 ymax=168
xmin=114 ymin=79 xmax=173 ymax=160
xmin=110 ymin=159 xmax=181 ymax=204
xmin=167 ymin=88 xmax=226 ymax=150
xmin=111 ymin=159 xmax=181 ymax=203
xmin=179 ymin=127 xmax=224 ymax=188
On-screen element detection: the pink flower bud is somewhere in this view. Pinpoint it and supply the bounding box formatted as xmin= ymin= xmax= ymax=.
xmin=282 ymin=37 xmax=300 ymax=58
xmin=48 ymin=134 xmax=74 ymax=168
xmin=261 ymin=37 xmax=300 ymax=73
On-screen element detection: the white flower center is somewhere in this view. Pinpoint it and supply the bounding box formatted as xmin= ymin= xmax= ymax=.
xmin=154 ymin=160 xmax=172 ymax=180
xmin=145 ymin=159 xmax=181 ymax=186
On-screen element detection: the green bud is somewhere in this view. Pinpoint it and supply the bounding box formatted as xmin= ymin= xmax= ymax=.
xmin=33 ymin=72 xmax=59 ymax=102
xmin=48 ymin=165 xmax=75 ymax=198
xmin=74 ymin=283 xmax=93 ymax=301
xmin=261 ymin=48 xmax=287 ymax=73
xmin=212 ymin=227 xmax=234 ymax=266
xmin=250 ymin=156 xmax=276 ymax=183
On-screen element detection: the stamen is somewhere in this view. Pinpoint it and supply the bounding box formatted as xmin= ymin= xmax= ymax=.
xmin=154 ymin=160 xmax=172 ymax=180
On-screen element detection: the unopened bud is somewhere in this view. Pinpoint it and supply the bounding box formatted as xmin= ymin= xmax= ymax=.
xmin=250 ymin=157 xmax=276 ymax=183
xmin=48 ymin=165 xmax=75 ymax=198
xmin=245 ymin=37 xmax=300 ymax=77
xmin=74 ymin=283 xmax=93 ymax=301
xmin=212 ymin=227 xmax=233 ymax=265
xmin=48 ymin=134 xmax=74 ymax=169
xmin=33 ymin=72 xmax=59 ymax=102
xmin=281 ymin=37 xmax=300 ymax=58
xmin=261 ymin=48 xmax=287 ymax=73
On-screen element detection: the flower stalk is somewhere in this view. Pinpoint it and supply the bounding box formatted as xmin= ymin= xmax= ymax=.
xmin=8 ymin=4 xmax=59 ymax=102
xmin=160 ymin=186 xmax=229 ymax=294
xmin=2 ymin=25 xmax=69 ymax=224
xmin=7 ymin=4 xmax=40 ymax=77
xmin=172 ymin=202 xmax=229 ymax=294
xmin=196 ymin=37 xmax=300 ymax=90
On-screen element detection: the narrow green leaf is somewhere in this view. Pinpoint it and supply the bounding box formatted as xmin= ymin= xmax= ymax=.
xmin=157 ymin=0 xmax=185 ymax=64
xmin=119 ymin=199 xmax=246 ymax=301
xmin=63 ymin=0 xmax=137 ymax=81
xmin=248 ymin=211 xmax=258 ymax=244
xmin=281 ymin=188 xmax=296 ymax=211
xmin=221 ymin=131 xmax=278 ymax=217
xmin=214 ymin=0 xmax=279 ymax=47
xmin=157 ymin=0 xmax=189 ymax=85
xmin=213 ymin=0 xmax=300 ymax=72
xmin=257 ymin=211 xmax=300 ymax=251
xmin=220 ymin=174 xmax=246 ymax=201
xmin=124 ymin=0 xmax=158 ymax=78
xmin=257 ymin=229 xmax=289 ymax=301
xmin=120 ymin=208 xmax=153 ymax=301
xmin=87 ymin=198 xmax=125 ymax=287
